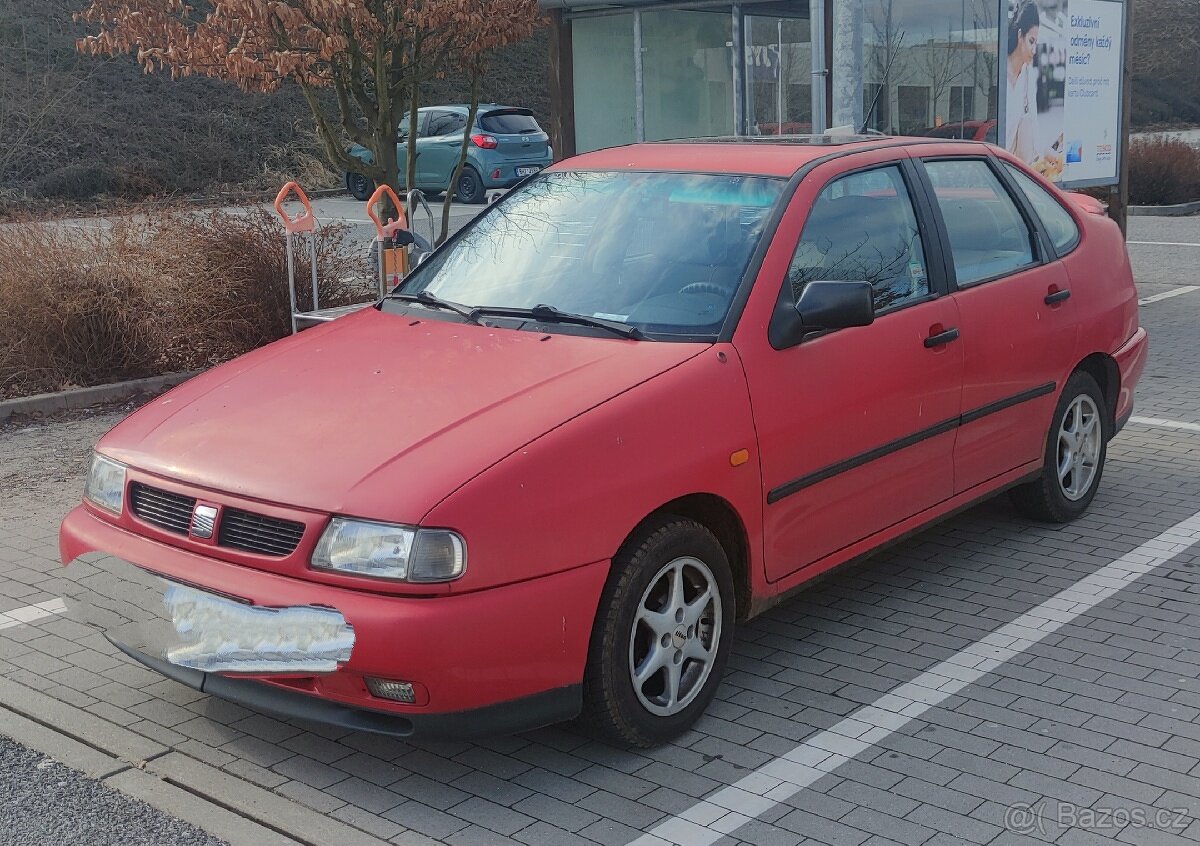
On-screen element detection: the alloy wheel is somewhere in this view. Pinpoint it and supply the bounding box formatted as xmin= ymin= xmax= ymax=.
xmin=627 ymin=556 xmax=721 ymax=717
xmin=1057 ymin=394 xmax=1101 ymax=501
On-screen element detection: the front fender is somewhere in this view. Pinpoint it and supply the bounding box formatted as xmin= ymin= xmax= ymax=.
xmin=422 ymin=345 xmax=764 ymax=594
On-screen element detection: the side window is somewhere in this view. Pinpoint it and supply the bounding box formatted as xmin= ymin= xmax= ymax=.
xmin=426 ymin=111 xmax=467 ymax=137
xmin=1003 ymin=163 xmax=1081 ymax=254
xmin=787 ymin=165 xmax=932 ymax=313
xmin=398 ymin=113 xmax=426 ymax=141
xmin=922 ymin=159 xmax=1036 ymax=286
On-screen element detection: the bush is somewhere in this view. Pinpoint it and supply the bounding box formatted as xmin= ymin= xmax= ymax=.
xmin=0 ymin=206 xmax=373 ymax=399
xmin=1127 ymin=138 xmax=1200 ymax=206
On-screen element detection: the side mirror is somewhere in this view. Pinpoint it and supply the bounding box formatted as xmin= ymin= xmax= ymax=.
xmin=768 ymin=280 xmax=875 ymax=349
xmin=796 ymin=281 xmax=874 ymax=330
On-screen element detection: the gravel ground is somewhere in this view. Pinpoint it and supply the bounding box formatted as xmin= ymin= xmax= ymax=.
xmin=0 ymin=735 xmax=227 ymax=846
xmin=0 ymin=396 xmax=156 ymax=509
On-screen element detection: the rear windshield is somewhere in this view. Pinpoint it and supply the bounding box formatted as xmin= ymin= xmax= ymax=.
xmin=479 ymin=111 xmax=541 ymax=134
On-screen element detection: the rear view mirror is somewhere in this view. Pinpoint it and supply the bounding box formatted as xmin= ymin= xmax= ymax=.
xmin=768 ymin=280 xmax=874 ymax=349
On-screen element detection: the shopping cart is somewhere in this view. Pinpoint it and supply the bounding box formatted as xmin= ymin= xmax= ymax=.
xmin=367 ymin=184 xmax=435 ymax=293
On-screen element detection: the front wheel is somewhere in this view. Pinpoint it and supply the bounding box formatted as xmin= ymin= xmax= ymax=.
xmin=346 ymin=172 xmax=373 ymax=201
xmin=582 ymin=517 xmax=734 ymax=747
xmin=1009 ymin=371 xmax=1109 ymax=522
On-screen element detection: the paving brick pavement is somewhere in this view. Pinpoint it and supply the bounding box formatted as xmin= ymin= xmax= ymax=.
xmin=2 ymin=222 xmax=1200 ymax=845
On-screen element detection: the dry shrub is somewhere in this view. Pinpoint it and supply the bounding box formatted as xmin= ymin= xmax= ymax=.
xmin=0 ymin=205 xmax=372 ymax=399
xmin=1127 ymin=138 xmax=1200 ymax=206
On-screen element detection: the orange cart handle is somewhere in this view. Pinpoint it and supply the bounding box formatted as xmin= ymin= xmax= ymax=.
xmin=274 ymin=182 xmax=316 ymax=234
xmin=367 ymin=184 xmax=409 ymax=240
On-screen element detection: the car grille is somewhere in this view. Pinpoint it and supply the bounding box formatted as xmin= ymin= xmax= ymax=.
xmin=129 ymin=483 xmax=305 ymax=557
xmin=217 ymin=508 xmax=306 ymax=557
xmin=130 ymin=483 xmax=196 ymax=535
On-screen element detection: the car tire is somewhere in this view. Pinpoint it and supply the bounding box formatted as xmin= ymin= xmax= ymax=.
xmin=582 ymin=516 xmax=735 ymax=748
xmin=347 ymin=172 xmax=373 ymax=201
xmin=1009 ymin=370 xmax=1109 ymax=523
xmin=455 ymin=167 xmax=486 ymax=205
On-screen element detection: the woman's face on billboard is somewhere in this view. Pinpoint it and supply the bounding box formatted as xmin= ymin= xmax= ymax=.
xmin=1017 ymin=24 xmax=1039 ymax=63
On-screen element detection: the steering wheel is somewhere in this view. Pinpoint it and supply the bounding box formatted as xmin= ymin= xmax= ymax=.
xmin=678 ymin=281 xmax=735 ymax=297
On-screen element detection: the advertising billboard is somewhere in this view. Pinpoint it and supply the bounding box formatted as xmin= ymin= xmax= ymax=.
xmin=999 ymin=0 xmax=1125 ymax=187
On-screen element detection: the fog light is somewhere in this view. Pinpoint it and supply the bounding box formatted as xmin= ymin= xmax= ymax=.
xmin=366 ymin=678 xmax=416 ymax=703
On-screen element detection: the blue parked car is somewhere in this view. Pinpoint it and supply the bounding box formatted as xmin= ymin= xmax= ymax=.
xmin=346 ymin=105 xmax=552 ymax=204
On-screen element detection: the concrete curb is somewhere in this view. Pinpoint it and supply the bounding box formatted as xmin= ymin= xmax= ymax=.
xmin=1129 ymin=199 xmax=1200 ymax=216
xmin=185 ymin=187 xmax=345 ymax=206
xmin=0 ymin=675 xmax=389 ymax=846
xmin=0 ymin=371 xmax=201 ymax=422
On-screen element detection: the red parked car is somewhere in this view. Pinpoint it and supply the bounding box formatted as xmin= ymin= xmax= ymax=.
xmin=917 ymin=119 xmax=998 ymax=143
xmin=61 ymin=137 xmax=1147 ymax=747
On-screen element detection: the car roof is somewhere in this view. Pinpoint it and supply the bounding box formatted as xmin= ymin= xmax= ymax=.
xmin=420 ymin=104 xmax=523 ymax=114
xmin=556 ymin=137 xmax=983 ymax=178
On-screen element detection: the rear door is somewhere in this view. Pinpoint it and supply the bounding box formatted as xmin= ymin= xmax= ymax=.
xmin=734 ymin=155 xmax=964 ymax=583
xmin=416 ymin=110 xmax=469 ymax=187
xmin=477 ymin=109 xmax=550 ymax=166
xmin=912 ymin=152 xmax=1079 ymax=494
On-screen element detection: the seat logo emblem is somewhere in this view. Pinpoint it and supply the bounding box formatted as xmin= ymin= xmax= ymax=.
xmin=190 ymin=504 xmax=218 ymax=539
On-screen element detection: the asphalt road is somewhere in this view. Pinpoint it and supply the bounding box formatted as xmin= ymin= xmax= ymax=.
xmin=0 ymin=735 xmax=227 ymax=846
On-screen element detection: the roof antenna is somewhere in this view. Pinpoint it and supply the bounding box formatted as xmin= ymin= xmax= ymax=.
xmin=859 ymin=32 xmax=904 ymax=135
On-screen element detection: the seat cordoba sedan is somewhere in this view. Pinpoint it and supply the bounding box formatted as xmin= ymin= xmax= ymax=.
xmin=60 ymin=137 xmax=1148 ymax=747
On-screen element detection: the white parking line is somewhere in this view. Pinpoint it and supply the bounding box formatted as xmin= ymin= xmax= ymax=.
xmin=631 ymin=510 xmax=1200 ymax=846
xmin=0 ymin=599 xmax=66 ymax=631
xmin=1138 ymin=285 xmax=1199 ymax=305
xmin=1130 ymin=416 xmax=1200 ymax=433
xmin=1127 ymin=241 xmax=1200 ymax=248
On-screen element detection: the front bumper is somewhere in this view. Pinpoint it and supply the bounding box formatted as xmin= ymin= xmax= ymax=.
xmin=60 ymin=506 xmax=608 ymax=736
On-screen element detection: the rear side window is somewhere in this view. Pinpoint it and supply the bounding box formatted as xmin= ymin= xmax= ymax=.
xmin=426 ymin=111 xmax=468 ymax=137
xmin=788 ymin=165 xmax=931 ymax=313
xmin=922 ymin=159 xmax=1036 ymax=286
xmin=1003 ymin=163 xmax=1080 ymax=254
xmin=479 ymin=111 xmax=541 ymax=134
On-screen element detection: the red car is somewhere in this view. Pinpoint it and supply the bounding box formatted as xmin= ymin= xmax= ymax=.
xmin=918 ymin=119 xmax=998 ymax=144
xmin=61 ymin=137 xmax=1147 ymax=747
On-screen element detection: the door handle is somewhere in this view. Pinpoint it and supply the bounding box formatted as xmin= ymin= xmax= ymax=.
xmin=1044 ymin=289 xmax=1071 ymax=305
xmin=924 ymin=327 xmax=960 ymax=348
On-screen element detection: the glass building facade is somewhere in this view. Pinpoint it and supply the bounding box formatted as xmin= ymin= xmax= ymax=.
xmin=544 ymin=0 xmax=1000 ymax=156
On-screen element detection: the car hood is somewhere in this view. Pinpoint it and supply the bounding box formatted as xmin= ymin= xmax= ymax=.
xmin=99 ymin=309 xmax=705 ymax=521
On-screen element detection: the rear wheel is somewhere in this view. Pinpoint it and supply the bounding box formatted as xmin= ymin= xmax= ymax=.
xmin=1009 ymin=371 xmax=1108 ymax=522
xmin=347 ymin=172 xmax=373 ymax=201
xmin=582 ymin=517 xmax=734 ymax=747
xmin=455 ymin=167 xmax=486 ymax=204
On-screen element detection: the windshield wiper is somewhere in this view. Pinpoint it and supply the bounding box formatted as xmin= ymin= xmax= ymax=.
xmin=386 ymin=291 xmax=482 ymax=325
xmin=472 ymin=304 xmax=643 ymax=340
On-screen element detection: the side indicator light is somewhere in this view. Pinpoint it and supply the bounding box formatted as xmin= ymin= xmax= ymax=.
xmin=730 ymin=449 xmax=750 ymax=467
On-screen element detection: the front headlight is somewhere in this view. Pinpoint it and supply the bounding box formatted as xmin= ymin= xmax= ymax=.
xmin=84 ymin=452 xmax=126 ymax=515
xmin=311 ymin=518 xmax=466 ymax=583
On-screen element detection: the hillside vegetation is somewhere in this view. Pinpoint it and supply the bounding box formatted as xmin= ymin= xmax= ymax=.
xmin=0 ymin=0 xmax=548 ymax=208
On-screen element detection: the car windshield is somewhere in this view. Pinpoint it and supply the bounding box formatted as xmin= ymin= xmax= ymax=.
xmin=396 ymin=170 xmax=786 ymax=339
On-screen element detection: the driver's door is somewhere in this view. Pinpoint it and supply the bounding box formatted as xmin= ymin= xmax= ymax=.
xmin=735 ymin=160 xmax=964 ymax=582
xmin=395 ymin=111 xmax=428 ymax=189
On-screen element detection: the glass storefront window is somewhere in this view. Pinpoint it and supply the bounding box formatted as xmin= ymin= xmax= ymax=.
xmin=745 ymin=14 xmax=813 ymax=135
xmin=641 ymin=10 xmax=735 ymax=142
xmin=863 ymin=0 xmax=999 ymax=137
xmin=573 ymin=15 xmax=637 ymax=153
